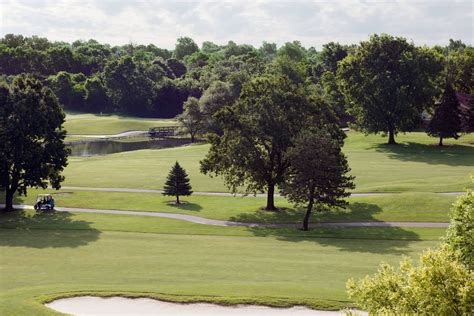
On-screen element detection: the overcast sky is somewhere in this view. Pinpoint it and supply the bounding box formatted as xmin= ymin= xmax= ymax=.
xmin=0 ymin=0 xmax=472 ymax=49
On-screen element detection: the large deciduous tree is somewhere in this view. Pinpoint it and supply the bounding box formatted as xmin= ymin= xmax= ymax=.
xmin=200 ymin=74 xmax=341 ymax=211
xmin=426 ymin=83 xmax=462 ymax=146
xmin=337 ymin=34 xmax=442 ymax=145
xmin=0 ymin=76 xmax=69 ymax=211
xmin=282 ymin=130 xmax=355 ymax=230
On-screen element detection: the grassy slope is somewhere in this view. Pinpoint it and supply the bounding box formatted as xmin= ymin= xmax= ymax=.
xmin=12 ymin=189 xmax=458 ymax=223
xmin=64 ymin=112 xmax=178 ymax=135
xmin=0 ymin=210 xmax=444 ymax=315
xmin=63 ymin=132 xmax=474 ymax=192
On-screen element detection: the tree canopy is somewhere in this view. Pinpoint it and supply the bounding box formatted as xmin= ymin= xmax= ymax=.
xmin=174 ymin=37 xmax=199 ymax=60
xmin=347 ymin=245 xmax=473 ymax=315
xmin=177 ymin=96 xmax=204 ymax=143
xmin=445 ymin=189 xmax=474 ymax=270
xmin=337 ymin=34 xmax=443 ymax=144
xmin=281 ymin=129 xmax=355 ymax=230
xmin=0 ymin=33 xmax=470 ymax=125
xmin=200 ymin=74 xmax=341 ymax=210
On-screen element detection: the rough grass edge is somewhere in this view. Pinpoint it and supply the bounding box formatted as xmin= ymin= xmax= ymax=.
xmin=37 ymin=290 xmax=355 ymax=312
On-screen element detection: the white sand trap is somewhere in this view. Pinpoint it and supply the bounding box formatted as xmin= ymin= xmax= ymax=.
xmin=46 ymin=296 xmax=363 ymax=316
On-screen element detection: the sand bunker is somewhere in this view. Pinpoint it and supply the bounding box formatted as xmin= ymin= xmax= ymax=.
xmin=46 ymin=296 xmax=363 ymax=315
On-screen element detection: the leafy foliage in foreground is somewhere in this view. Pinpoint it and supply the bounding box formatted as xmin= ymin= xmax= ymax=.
xmin=347 ymin=190 xmax=474 ymax=314
xmin=445 ymin=189 xmax=474 ymax=269
xmin=347 ymin=245 xmax=473 ymax=315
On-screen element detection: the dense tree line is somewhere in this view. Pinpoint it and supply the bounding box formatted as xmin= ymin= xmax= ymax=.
xmin=1 ymin=34 xmax=472 ymax=128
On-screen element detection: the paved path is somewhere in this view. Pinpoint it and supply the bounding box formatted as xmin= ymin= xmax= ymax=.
xmin=68 ymin=130 xmax=148 ymax=139
xmin=61 ymin=186 xmax=465 ymax=197
xmin=6 ymin=204 xmax=449 ymax=228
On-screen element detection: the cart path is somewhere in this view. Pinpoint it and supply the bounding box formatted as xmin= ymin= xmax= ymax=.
xmin=6 ymin=204 xmax=449 ymax=228
xmin=60 ymin=186 xmax=465 ymax=197
xmin=68 ymin=130 xmax=148 ymax=138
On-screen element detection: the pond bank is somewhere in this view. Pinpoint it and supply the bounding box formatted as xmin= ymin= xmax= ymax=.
xmin=67 ymin=138 xmax=195 ymax=156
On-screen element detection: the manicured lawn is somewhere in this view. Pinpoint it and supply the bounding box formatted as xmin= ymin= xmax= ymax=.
xmin=63 ymin=143 xmax=226 ymax=190
xmin=64 ymin=112 xmax=178 ymax=135
xmin=11 ymin=189 xmax=458 ymax=223
xmin=0 ymin=210 xmax=443 ymax=315
xmin=344 ymin=132 xmax=474 ymax=192
xmin=1 ymin=125 xmax=470 ymax=315
xmin=63 ymin=132 xmax=474 ymax=193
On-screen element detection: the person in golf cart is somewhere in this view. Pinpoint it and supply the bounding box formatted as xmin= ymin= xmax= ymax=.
xmin=34 ymin=194 xmax=55 ymax=210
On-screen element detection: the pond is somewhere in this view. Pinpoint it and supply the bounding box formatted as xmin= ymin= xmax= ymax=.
xmin=68 ymin=138 xmax=191 ymax=156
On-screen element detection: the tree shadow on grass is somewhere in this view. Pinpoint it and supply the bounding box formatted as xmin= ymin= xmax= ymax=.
xmin=229 ymin=207 xmax=305 ymax=224
xmin=245 ymin=226 xmax=422 ymax=255
xmin=372 ymin=142 xmax=474 ymax=166
xmin=232 ymin=202 xmax=422 ymax=254
xmin=229 ymin=202 xmax=384 ymax=224
xmin=166 ymin=201 xmax=203 ymax=212
xmin=0 ymin=209 xmax=101 ymax=248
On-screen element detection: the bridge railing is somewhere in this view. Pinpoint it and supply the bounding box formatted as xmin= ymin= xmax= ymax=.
xmin=148 ymin=126 xmax=179 ymax=138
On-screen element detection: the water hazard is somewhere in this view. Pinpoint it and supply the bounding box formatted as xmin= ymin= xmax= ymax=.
xmin=68 ymin=138 xmax=191 ymax=156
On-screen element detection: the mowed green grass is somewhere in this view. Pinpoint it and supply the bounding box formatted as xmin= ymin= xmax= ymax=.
xmin=63 ymin=132 xmax=474 ymax=193
xmin=0 ymin=210 xmax=444 ymax=315
xmin=64 ymin=112 xmax=178 ymax=135
xmin=1 ymin=121 xmax=471 ymax=314
xmin=12 ymin=189 xmax=458 ymax=223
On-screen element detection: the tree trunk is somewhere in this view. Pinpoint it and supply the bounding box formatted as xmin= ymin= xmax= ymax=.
xmin=4 ymin=188 xmax=14 ymax=212
xmin=190 ymin=133 xmax=195 ymax=143
xmin=176 ymin=194 xmax=180 ymax=204
xmin=439 ymin=137 xmax=443 ymax=146
xmin=265 ymin=182 xmax=276 ymax=211
xmin=388 ymin=128 xmax=397 ymax=145
xmin=302 ymin=197 xmax=314 ymax=231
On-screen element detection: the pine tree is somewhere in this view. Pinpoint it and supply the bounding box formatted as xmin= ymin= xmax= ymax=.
xmin=427 ymin=83 xmax=462 ymax=146
xmin=163 ymin=162 xmax=192 ymax=204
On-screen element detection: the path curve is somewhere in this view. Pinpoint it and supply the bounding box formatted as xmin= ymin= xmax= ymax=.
xmin=68 ymin=130 xmax=148 ymax=138
xmin=61 ymin=186 xmax=465 ymax=197
xmin=6 ymin=204 xmax=449 ymax=228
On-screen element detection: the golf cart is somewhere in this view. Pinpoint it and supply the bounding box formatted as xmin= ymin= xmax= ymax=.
xmin=34 ymin=194 xmax=55 ymax=211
